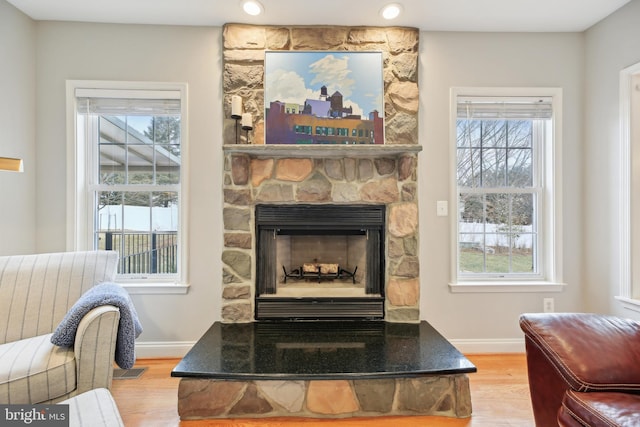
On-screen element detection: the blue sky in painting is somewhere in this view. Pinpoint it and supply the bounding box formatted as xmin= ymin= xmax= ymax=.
xmin=265 ymin=51 xmax=383 ymax=118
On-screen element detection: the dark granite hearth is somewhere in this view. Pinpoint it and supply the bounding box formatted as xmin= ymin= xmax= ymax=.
xmin=173 ymin=321 xmax=475 ymax=380
xmin=172 ymin=321 xmax=475 ymax=419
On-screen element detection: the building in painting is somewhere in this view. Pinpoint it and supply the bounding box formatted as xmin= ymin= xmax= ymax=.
xmin=265 ymin=86 xmax=384 ymax=145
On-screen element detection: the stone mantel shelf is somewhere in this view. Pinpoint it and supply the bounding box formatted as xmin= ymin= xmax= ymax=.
xmin=223 ymin=144 xmax=422 ymax=159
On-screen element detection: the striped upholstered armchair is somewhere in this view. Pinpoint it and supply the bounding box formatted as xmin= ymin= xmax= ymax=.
xmin=0 ymin=251 xmax=122 ymax=404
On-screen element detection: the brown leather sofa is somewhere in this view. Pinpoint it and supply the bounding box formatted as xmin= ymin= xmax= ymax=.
xmin=519 ymin=313 xmax=640 ymax=426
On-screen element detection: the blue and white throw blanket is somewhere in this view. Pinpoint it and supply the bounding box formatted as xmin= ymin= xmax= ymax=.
xmin=51 ymin=282 xmax=143 ymax=369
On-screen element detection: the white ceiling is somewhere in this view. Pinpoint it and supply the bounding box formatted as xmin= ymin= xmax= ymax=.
xmin=6 ymin=0 xmax=632 ymax=32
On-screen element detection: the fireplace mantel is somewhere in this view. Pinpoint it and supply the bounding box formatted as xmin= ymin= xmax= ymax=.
xmin=223 ymin=144 xmax=422 ymax=159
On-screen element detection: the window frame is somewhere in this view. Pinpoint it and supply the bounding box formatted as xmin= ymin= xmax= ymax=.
xmin=449 ymin=87 xmax=565 ymax=293
xmin=617 ymin=61 xmax=640 ymax=312
xmin=66 ymin=80 xmax=189 ymax=294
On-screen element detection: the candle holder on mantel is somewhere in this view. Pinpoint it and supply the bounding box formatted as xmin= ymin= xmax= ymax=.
xmin=231 ymin=95 xmax=243 ymax=144
xmin=241 ymin=124 xmax=253 ymax=144
xmin=231 ymin=115 xmax=241 ymax=144
xmin=241 ymin=113 xmax=253 ymax=144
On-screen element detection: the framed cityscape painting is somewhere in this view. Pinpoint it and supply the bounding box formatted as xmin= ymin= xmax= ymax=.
xmin=264 ymin=51 xmax=384 ymax=145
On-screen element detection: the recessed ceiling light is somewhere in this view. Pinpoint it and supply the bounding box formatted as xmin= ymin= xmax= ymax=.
xmin=380 ymin=3 xmax=403 ymax=20
xmin=242 ymin=0 xmax=264 ymax=16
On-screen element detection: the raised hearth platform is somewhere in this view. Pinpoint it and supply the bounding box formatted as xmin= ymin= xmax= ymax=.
xmin=172 ymin=321 xmax=476 ymax=419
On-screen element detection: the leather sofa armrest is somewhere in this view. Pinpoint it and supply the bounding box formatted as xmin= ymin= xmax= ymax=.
xmin=558 ymin=403 xmax=583 ymax=427
xmin=519 ymin=313 xmax=640 ymax=392
xmin=560 ymin=390 xmax=640 ymax=427
xmin=73 ymin=305 xmax=120 ymax=395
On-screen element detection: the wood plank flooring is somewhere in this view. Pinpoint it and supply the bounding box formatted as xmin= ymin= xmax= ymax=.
xmin=110 ymin=354 xmax=534 ymax=426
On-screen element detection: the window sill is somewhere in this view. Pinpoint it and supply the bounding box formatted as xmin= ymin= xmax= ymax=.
xmin=615 ymin=296 xmax=640 ymax=314
xmin=121 ymin=283 xmax=190 ymax=295
xmin=449 ymin=281 xmax=566 ymax=293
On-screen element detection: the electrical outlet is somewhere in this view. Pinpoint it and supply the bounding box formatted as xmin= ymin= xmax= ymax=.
xmin=543 ymin=298 xmax=554 ymax=313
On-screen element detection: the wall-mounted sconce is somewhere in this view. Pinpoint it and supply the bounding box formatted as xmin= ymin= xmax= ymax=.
xmin=0 ymin=157 xmax=24 ymax=172
xmin=242 ymin=0 xmax=264 ymax=16
xmin=380 ymin=3 xmax=403 ymax=20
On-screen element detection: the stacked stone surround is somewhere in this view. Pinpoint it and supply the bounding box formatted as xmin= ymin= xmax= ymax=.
xmin=178 ymin=375 xmax=472 ymax=419
xmin=221 ymin=24 xmax=421 ymax=323
xmin=223 ymin=151 xmax=420 ymax=322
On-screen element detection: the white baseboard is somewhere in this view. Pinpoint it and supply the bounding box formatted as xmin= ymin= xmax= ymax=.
xmin=135 ymin=341 xmax=195 ymax=358
xmin=134 ymin=338 xmax=525 ymax=359
xmin=449 ymin=338 xmax=525 ymax=354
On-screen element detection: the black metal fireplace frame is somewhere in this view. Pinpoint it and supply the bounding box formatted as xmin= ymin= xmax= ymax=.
xmin=255 ymin=204 xmax=385 ymax=320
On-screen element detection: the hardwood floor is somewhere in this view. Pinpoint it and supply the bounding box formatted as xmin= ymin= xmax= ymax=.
xmin=110 ymin=354 xmax=534 ymax=426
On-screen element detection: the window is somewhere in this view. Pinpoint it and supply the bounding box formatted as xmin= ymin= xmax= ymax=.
xmin=294 ymin=125 xmax=312 ymax=135
xmin=618 ymin=62 xmax=640 ymax=311
xmin=66 ymin=81 xmax=188 ymax=291
xmin=450 ymin=88 xmax=563 ymax=291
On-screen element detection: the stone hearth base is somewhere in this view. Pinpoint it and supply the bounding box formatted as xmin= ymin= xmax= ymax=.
xmin=178 ymin=375 xmax=472 ymax=419
xmin=172 ymin=321 xmax=476 ymax=420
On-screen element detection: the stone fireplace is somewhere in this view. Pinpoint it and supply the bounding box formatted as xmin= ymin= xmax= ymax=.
xmin=221 ymin=24 xmax=420 ymax=323
xmin=222 ymin=146 xmax=421 ymax=322
xmin=173 ymin=25 xmax=475 ymax=422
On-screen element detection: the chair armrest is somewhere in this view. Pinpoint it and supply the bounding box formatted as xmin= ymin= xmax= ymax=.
xmin=520 ymin=313 xmax=640 ymax=392
xmin=560 ymin=390 xmax=640 ymax=427
xmin=73 ymin=305 xmax=120 ymax=395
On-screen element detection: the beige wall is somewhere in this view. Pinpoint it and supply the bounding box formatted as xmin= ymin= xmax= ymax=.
xmin=31 ymin=22 xmax=583 ymax=352
xmin=32 ymin=22 xmax=586 ymax=353
xmin=3 ymin=0 xmax=637 ymax=353
xmin=419 ymin=32 xmax=584 ymax=346
xmin=0 ymin=0 xmax=36 ymax=255
xmin=35 ymin=21 xmax=225 ymax=352
xmin=584 ymin=0 xmax=640 ymax=318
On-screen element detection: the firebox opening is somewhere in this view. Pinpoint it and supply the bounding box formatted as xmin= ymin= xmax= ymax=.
xmin=255 ymin=204 xmax=385 ymax=320
xmin=274 ymin=231 xmax=370 ymax=298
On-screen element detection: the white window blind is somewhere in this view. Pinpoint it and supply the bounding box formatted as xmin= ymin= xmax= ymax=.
xmin=457 ymin=96 xmax=553 ymax=119
xmin=76 ymin=89 xmax=181 ymax=116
